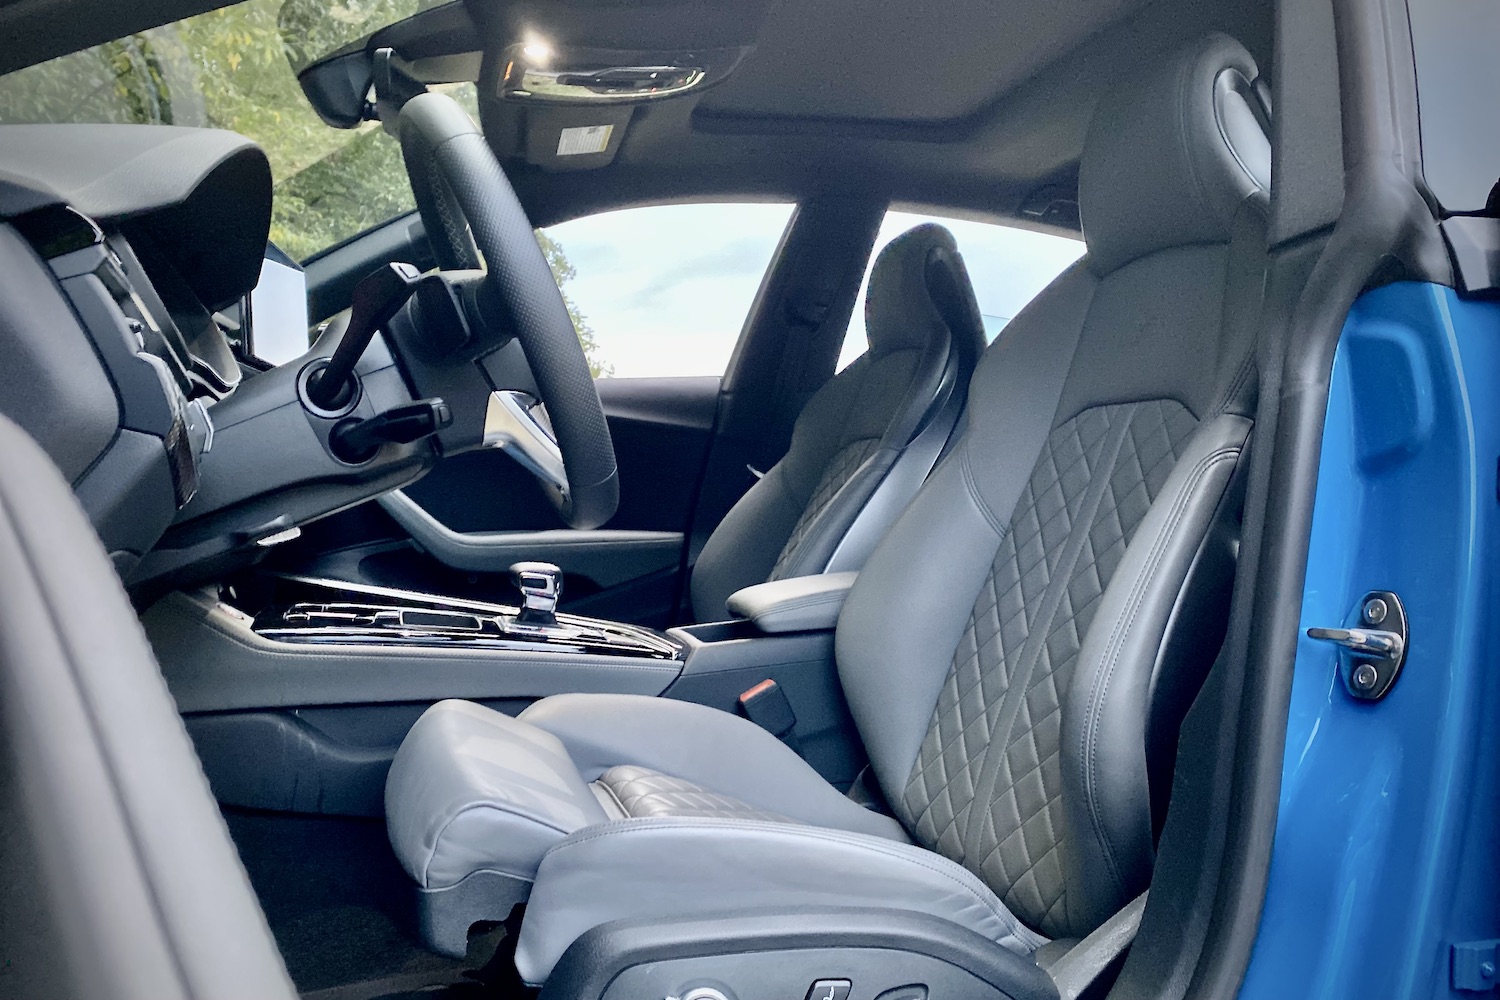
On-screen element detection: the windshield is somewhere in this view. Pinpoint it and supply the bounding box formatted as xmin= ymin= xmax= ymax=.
xmin=0 ymin=0 xmax=463 ymax=260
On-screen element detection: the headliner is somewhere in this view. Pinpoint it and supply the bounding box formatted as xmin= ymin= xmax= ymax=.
xmin=0 ymin=0 xmax=1272 ymax=229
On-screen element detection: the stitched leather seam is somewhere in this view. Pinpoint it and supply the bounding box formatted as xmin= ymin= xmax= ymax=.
xmin=959 ymin=411 xmax=1135 ymax=864
xmin=1174 ymin=52 xmax=1216 ymax=232
xmin=765 ymin=592 xmax=848 ymax=612
xmin=1211 ymin=352 xmax=1256 ymax=419
xmin=959 ymin=444 xmax=1007 ymax=535
xmin=423 ymin=801 xmax=580 ymax=887
xmin=591 ymin=777 xmax=628 ymax=818
xmin=1078 ymin=443 xmax=1241 ymax=891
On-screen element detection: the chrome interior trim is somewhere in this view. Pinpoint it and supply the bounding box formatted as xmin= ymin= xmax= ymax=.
xmin=255 ymin=575 xmax=683 ymax=660
xmin=500 ymin=44 xmax=706 ymax=104
xmin=484 ymin=389 xmax=568 ymax=493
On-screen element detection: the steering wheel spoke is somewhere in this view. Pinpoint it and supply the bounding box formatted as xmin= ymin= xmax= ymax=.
xmin=484 ymin=390 xmax=568 ymax=495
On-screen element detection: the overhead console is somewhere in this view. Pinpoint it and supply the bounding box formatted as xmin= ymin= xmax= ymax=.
xmin=0 ymin=126 xmax=275 ymax=576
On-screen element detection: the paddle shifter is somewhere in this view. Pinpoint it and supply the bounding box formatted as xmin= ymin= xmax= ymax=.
xmin=510 ymin=561 xmax=562 ymax=626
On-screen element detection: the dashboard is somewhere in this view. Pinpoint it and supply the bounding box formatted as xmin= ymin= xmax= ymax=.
xmin=0 ymin=124 xmax=437 ymax=594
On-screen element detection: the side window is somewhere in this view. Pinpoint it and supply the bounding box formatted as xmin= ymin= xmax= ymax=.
xmin=540 ymin=203 xmax=794 ymax=378
xmin=837 ymin=209 xmax=1085 ymax=370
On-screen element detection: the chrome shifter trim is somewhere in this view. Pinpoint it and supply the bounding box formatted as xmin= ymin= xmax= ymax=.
xmin=510 ymin=561 xmax=562 ymax=625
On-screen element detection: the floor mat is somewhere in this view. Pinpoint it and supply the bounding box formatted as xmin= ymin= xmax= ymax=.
xmin=298 ymin=926 xmax=523 ymax=1000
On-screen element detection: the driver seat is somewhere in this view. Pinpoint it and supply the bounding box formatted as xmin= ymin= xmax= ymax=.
xmin=385 ymin=31 xmax=1270 ymax=988
xmin=688 ymin=221 xmax=988 ymax=622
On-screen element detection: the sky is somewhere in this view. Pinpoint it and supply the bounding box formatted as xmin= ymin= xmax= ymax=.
xmin=545 ymin=204 xmax=1086 ymax=379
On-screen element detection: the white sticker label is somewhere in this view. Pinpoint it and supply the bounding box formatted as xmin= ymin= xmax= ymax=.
xmin=556 ymin=125 xmax=614 ymax=156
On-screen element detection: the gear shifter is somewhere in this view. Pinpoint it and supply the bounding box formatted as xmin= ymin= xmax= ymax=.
xmin=510 ymin=561 xmax=562 ymax=626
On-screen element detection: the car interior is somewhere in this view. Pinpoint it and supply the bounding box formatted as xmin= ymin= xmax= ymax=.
xmin=0 ymin=0 xmax=1461 ymax=997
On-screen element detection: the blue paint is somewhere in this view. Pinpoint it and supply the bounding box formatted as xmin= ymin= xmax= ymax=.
xmin=1240 ymin=283 xmax=1500 ymax=998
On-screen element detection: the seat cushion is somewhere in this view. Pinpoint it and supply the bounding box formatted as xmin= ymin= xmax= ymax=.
xmin=384 ymin=693 xmax=907 ymax=895
xmin=514 ymin=817 xmax=1048 ymax=984
xmin=593 ymin=765 xmax=799 ymax=823
xmin=519 ymin=693 xmax=911 ymax=841
xmin=385 ymin=699 xmax=610 ymax=890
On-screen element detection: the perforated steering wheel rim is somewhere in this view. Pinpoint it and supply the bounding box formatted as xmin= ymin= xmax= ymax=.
xmin=397 ymin=92 xmax=619 ymax=529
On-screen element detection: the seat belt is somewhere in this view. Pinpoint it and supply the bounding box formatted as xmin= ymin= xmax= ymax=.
xmin=1041 ymin=892 xmax=1149 ymax=1000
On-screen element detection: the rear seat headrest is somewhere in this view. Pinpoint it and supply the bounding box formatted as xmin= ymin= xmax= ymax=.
xmin=1079 ymin=32 xmax=1272 ymax=275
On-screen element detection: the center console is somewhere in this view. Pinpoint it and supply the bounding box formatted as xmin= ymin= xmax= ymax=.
xmin=253 ymin=572 xmax=681 ymax=661
xmin=144 ymin=566 xmax=868 ymax=820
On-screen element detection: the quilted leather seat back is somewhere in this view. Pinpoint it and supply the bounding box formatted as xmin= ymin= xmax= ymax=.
xmin=836 ymin=32 xmax=1269 ymax=939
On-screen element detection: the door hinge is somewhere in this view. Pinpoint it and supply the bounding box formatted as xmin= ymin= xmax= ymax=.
xmin=1452 ymin=940 xmax=1500 ymax=992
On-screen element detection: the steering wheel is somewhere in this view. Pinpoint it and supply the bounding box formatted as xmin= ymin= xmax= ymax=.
xmin=396 ymin=92 xmax=618 ymax=530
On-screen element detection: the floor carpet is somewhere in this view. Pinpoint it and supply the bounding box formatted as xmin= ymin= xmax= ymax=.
xmin=222 ymin=808 xmax=533 ymax=999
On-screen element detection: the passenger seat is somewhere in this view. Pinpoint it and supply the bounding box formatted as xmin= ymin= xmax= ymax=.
xmin=384 ymin=33 xmax=1273 ymax=988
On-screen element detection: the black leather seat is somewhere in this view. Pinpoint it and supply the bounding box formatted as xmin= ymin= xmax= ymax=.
xmin=689 ymin=222 xmax=987 ymax=621
xmin=384 ymin=31 xmax=1271 ymax=988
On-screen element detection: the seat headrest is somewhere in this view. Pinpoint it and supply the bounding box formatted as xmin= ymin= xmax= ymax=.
xmin=863 ymin=223 xmax=986 ymax=362
xmin=1079 ymin=32 xmax=1271 ymax=274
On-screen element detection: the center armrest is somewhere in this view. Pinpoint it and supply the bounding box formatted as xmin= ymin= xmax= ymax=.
xmin=725 ymin=572 xmax=858 ymax=634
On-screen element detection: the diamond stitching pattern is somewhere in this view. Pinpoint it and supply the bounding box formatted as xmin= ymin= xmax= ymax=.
xmin=901 ymin=399 xmax=1198 ymax=935
xmin=598 ymin=765 xmax=797 ymax=824
xmin=771 ymin=436 xmax=881 ymax=579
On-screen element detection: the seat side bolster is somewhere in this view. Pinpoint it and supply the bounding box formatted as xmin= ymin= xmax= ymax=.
xmin=514 ymin=817 xmax=1049 ymax=985
xmin=518 ymin=693 xmax=909 ymax=842
xmin=1059 ymin=414 xmax=1251 ymax=930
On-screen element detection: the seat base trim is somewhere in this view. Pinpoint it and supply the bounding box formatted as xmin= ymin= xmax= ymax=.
xmin=417 ymin=869 xmax=531 ymax=958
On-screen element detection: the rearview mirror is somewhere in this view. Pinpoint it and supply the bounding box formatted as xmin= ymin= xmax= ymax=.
xmin=279 ymin=0 xmax=471 ymax=128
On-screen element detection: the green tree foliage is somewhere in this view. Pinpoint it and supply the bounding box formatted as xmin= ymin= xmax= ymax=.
xmin=536 ymin=230 xmax=612 ymax=378
xmin=0 ymin=0 xmax=609 ymax=375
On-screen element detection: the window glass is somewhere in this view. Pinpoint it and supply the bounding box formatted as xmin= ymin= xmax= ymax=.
xmin=0 ymin=0 xmax=466 ymax=260
xmin=837 ymin=209 xmax=1085 ymax=371
xmin=1408 ymin=0 xmax=1500 ymax=211
xmin=540 ymin=203 xmax=795 ymax=379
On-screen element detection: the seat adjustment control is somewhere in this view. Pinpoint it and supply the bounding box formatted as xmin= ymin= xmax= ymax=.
xmin=873 ymin=987 xmax=928 ymax=1000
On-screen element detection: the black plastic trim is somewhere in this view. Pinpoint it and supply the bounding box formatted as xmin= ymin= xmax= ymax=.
xmin=540 ymin=908 xmax=1058 ymax=1000
xmin=1114 ymin=2 xmax=1450 ymax=999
